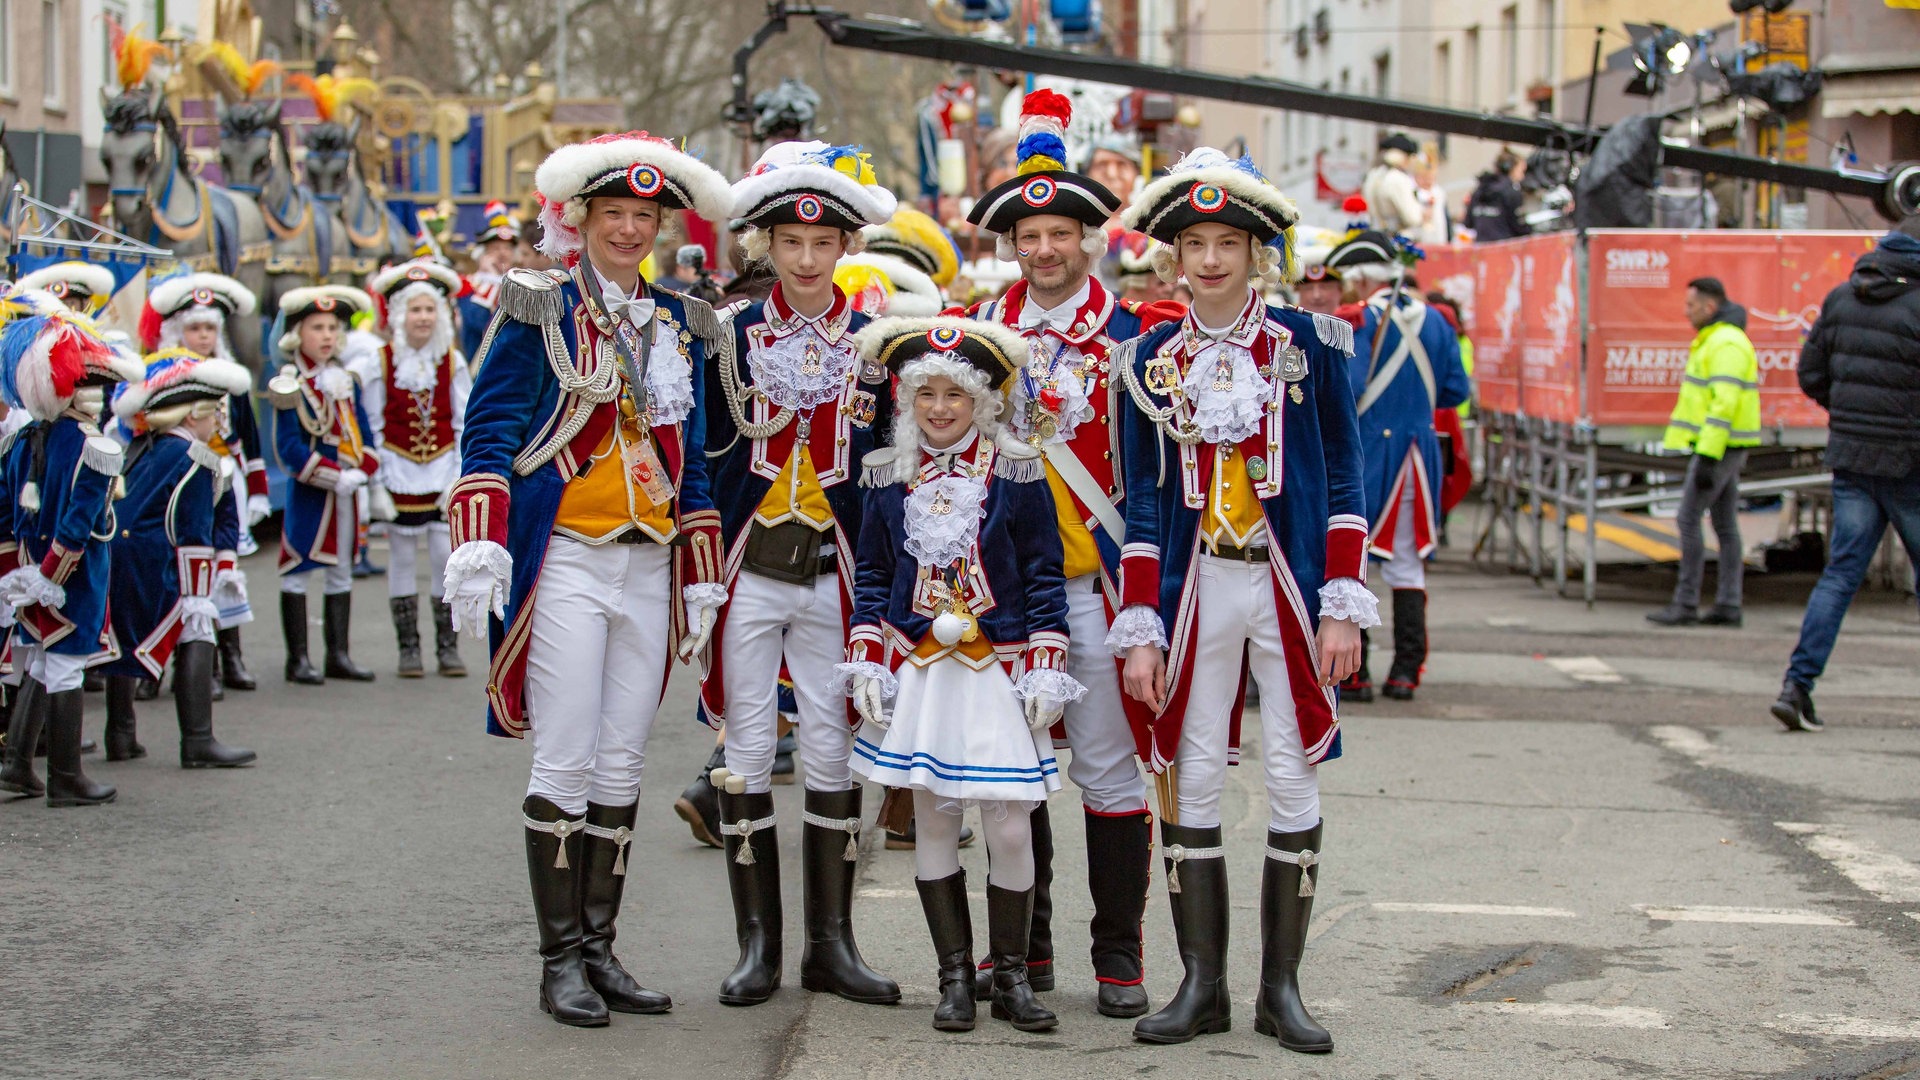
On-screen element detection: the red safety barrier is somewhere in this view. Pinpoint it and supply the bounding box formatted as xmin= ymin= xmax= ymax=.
xmin=1416 ymin=229 xmax=1877 ymax=430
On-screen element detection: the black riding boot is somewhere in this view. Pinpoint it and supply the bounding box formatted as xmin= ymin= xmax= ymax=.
xmin=977 ymin=802 xmax=1055 ymax=1000
xmin=1255 ymin=821 xmax=1333 ymax=1053
xmin=134 ymin=677 xmax=160 ymax=700
xmin=175 ymin=641 xmax=255 ymax=768
xmin=1134 ymin=823 xmax=1231 ymax=1043
xmin=917 ymin=869 xmax=976 ymax=1032
xmin=45 ymin=688 xmax=115 ymax=807
xmin=579 ymin=801 xmax=672 ymax=1014
xmin=986 ymin=883 xmax=1057 ymax=1031
xmin=1383 ymin=589 xmax=1426 ymax=700
xmin=391 ymin=595 xmax=423 ymax=678
xmin=524 ymin=796 xmax=608 ymax=1026
xmin=718 ymin=790 xmax=782 ymax=1005
xmin=216 ymin=626 xmax=256 ymax=690
xmin=0 ymin=680 xmax=47 ymax=796
xmin=323 ymin=592 xmax=375 ymax=681
xmin=799 ymin=787 xmax=899 ymax=1004
xmin=1340 ymin=630 xmax=1375 ymax=702
xmin=282 ymin=593 xmax=323 ymax=685
xmin=432 ymin=598 xmax=466 ymax=677
xmin=104 ymin=675 xmax=146 ymax=761
xmin=1087 ymin=808 xmax=1153 ymax=1018
xmin=673 ymin=742 xmax=725 ymax=848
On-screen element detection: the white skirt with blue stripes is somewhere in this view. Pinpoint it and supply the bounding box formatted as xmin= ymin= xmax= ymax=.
xmin=851 ymin=656 xmax=1062 ymax=805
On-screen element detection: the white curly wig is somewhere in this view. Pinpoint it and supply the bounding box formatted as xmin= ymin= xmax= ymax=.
xmin=886 ymin=354 xmax=1006 ymax=471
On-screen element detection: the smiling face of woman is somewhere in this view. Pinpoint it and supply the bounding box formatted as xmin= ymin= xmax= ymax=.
xmin=913 ymin=375 xmax=976 ymax=450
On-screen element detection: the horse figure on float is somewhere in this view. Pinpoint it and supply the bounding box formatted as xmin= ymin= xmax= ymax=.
xmin=217 ymin=98 xmax=353 ymax=325
xmin=301 ymin=120 xmax=412 ymax=277
xmin=98 ymin=85 xmax=268 ymax=369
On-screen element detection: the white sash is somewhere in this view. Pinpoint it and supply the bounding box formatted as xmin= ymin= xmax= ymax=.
xmin=1043 ymin=440 xmax=1125 ymax=543
xmin=1356 ymin=301 xmax=1436 ymax=416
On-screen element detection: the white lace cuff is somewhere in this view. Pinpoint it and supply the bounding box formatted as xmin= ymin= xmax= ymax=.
xmin=1318 ymin=577 xmax=1381 ymax=628
xmin=180 ymin=596 xmax=219 ymax=642
xmin=443 ymin=540 xmax=512 ymax=597
xmin=830 ymin=661 xmax=898 ymax=700
xmin=683 ymin=582 xmax=728 ymax=612
xmin=1013 ymin=668 xmax=1088 ymax=706
xmin=1105 ymin=603 xmax=1168 ymax=655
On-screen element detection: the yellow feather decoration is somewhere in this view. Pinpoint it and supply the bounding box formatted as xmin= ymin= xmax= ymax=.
xmin=111 ymin=24 xmax=172 ymax=92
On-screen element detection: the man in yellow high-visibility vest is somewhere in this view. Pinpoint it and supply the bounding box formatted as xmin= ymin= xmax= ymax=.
xmin=1649 ymin=277 xmax=1761 ymax=627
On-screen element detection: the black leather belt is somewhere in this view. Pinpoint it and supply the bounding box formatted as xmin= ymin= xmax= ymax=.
xmin=610 ymin=529 xmax=666 ymax=546
xmin=1206 ymin=542 xmax=1271 ymax=563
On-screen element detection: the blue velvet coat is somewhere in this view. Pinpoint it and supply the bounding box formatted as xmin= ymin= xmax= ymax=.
xmin=449 ymin=265 xmax=723 ymax=738
xmin=2 ymin=413 xmax=122 ymax=657
xmin=274 ymin=354 xmax=378 ymax=574
xmin=696 ymin=287 xmax=889 ymax=726
xmin=845 ymin=432 xmax=1072 ymax=680
xmin=1114 ymin=298 xmax=1368 ymax=770
xmin=103 ymin=432 xmax=241 ymax=678
xmin=1348 ymin=295 xmax=1471 ymax=558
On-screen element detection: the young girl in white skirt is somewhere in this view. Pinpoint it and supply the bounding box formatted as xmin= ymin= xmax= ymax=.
xmin=837 ymin=316 xmax=1084 ymax=1034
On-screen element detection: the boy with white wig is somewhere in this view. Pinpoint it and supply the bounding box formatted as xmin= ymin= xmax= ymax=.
xmin=99 ymin=351 xmax=258 ymax=768
xmin=1113 ymin=147 xmax=1375 ymax=1052
xmin=698 ymin=140 xmax=899 ymax=1009
xmin=365 ymin=259 xmax=472 ymax=679
xmin=143 ymin=272 xmax=269 ymax=693
xmin=269 ymin=285 xmax=381 ymax=686
xmin=840 ymin=315 xmax=1081 ymax=1036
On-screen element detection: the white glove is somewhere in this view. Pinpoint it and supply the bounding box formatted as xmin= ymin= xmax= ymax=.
xmin=246 ymin=493 xmax=271 ymax=527
xmin=212 ymin=568 xmax=250 ymax=612
xmin=334 ymin=467 xmax=368 ymax=497
xmin=442 ymin=540 xmax=511 ymax=636
xmin=677 ymin=603 xmax=717 ymax=661
xmin=0 ymin=565 xmax=65 ymax=611
xmin=1024 ymin=693 xmax=1065 ymax=732
xmin=0 ymin=599 xmax=14 ymax=629
xmin=180 ymin=596 xmax=218 ymax=642
xmin=852 ymin=676 xmax=889 ymax=729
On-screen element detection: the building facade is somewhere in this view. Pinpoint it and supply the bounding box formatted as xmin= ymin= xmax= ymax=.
xmin=1 ymin=0 xmax=89 ymax=208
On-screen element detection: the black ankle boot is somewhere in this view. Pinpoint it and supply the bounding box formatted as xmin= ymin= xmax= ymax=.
xmin=104 ymin=675 xmax=146 ymax=761
xmin=323 ymin=592 xmax=375 ymax=681
xmin=391 ymin=595 xmax=423 ymax=678
xmin=0 ymin=680 xmax=47 ymax=797
xmin=986 ymin=883 xmax=1056 ymax=1032
xmin=579 ymin=801 xmax=672 ymax=1014
xmin=432 ymin=598 xmax=466 ymax=677
xmin=216 ymin=626 xmax=256 ymax=690
xmin=673 ymin=742 xmax=725 ymax=848
xmin=917 ymin=870 xmax=976 ymax=1032
xmin=134 ymin=677 xmax=160 ymax=701
xmin=718 ymin=790 xmax=782 ymax=1005
xmin=1255 ymin=821 xmax=1332 ymax=1053
xmin=977 ymin=803 xmax=1056 ymax=1001
xmin=1383 ymin=589 xmax=1426 ymax=700
xmin=1134 ymin=823 xmax=1230 ymax=1043
xmin=799 ymin=787 xmax=899 ymax=1004
xmin=282 ymin=593 xmax=323 ymax=685
xmin=523 ymin=796 xmax=608 ymax=1027
xmin=175 ymin=641 xmax=256 ymax=768
xmin=45 ymin=688 xmax=116 ymax=807
xmin=1087 ymin=808 xmax=1153 ymax=1018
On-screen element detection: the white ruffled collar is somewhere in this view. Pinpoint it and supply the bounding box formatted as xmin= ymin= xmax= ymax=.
xmin=748 ymin=284 xmax=859 ymax=412
xmin=905 ymin=429 xmax=988 ymax=569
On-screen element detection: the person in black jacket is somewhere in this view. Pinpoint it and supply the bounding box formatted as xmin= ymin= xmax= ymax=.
xmin=1773 ymin=218 xmax=1920 ymax=731
xmin=1465 ymin=150 xmax=1529 ymax=243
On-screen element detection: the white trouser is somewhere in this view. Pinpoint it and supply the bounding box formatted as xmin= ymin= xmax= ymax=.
xmin=18 ymin=644 xmax=88 ymax=693
xmin=1174 ymin=554 xmax=1320 ymax=833
xmin=720 ymin=566 xmax=852 ymax=794
xmin=385 ymin=521 xmax=451 ymax=600
xmin=280 ymin=508 xmax=357 ymax=596
xmin=523 ymin=537 xmax=673 ymax=815
xmin=1378 ymin=481 xmax=1425 ymax=589
xmin=1060 ymin=574 xmax=1149 ymax=814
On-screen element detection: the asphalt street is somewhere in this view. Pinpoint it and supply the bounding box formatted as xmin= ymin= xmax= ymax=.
xmin=4 ymin=540 xmax=1918 ymax=1080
